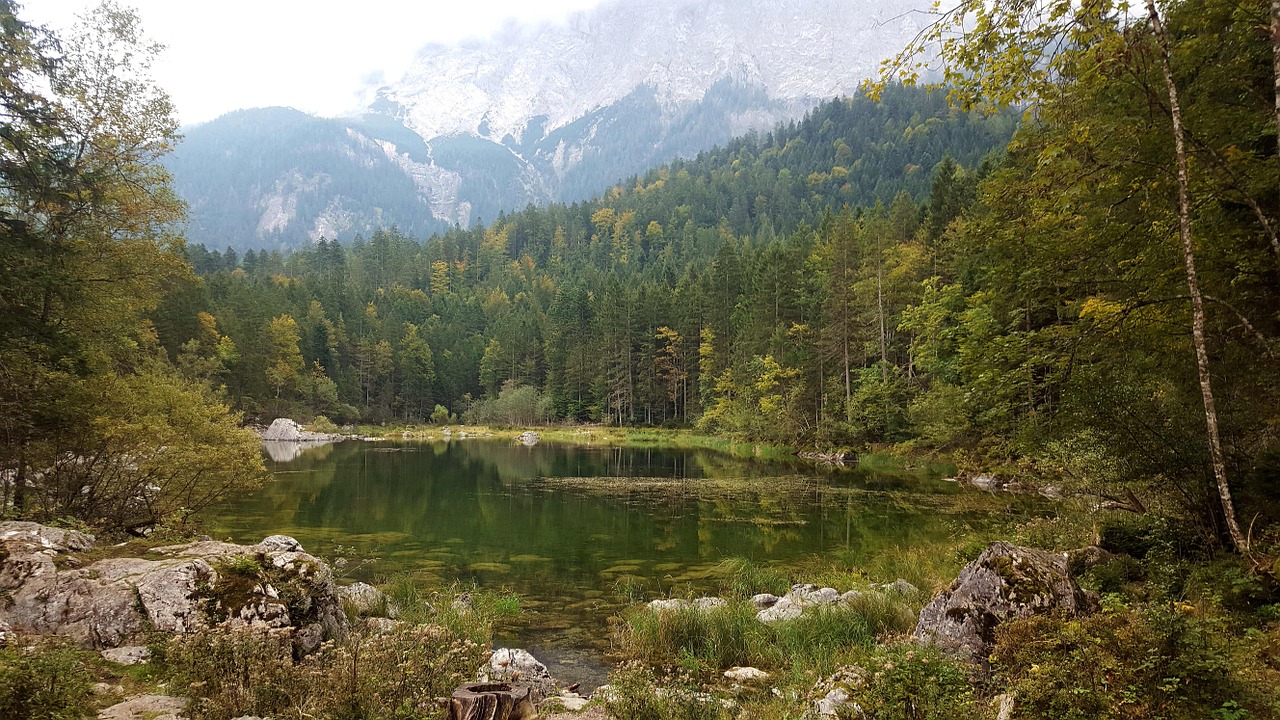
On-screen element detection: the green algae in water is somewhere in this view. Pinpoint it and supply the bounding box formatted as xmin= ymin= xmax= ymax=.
xmin=209 ymin=438 xmax=987 ymax=657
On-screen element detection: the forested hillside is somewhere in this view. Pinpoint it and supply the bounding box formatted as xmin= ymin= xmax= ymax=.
xmin=158 ymin=0 xmax=1280 ymax=546
xmin=157 ymin=86 xmax=1013 ymax=430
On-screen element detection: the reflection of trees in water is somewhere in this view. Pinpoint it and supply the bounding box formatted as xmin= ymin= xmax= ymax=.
xmin=216 ymin=440 xmax=979 ymax=604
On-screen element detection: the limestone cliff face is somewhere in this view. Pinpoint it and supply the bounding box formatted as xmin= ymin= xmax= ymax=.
xmin=170 ymin=0 xmax=931 ymax=250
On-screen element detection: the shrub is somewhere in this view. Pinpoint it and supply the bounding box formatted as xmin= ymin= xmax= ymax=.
xmin=992 ymin=602 xmax=1249 ymax=720
xmin=848 ymin=642 xmax=976 ymax=720
xmin=0 ymin=642 xmax=93 ymax=720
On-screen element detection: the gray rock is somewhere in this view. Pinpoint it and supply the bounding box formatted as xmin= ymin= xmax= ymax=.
xmin=693 ymin=596 xmax=726 ymax=610
xmin=886 ymin=579 xmax=919 ymax=596
xmin=257 ymin=535 xmax=304 ymax=553
xmin=337 ymin=581 xmax=397 ymax=617
xmin=756 ymin=597 xmax=803 ymax=623
xmin=914 ymin=541 xmax=1096 ymax=667
xmin=647 ymin=598 xmax=691 ymax=612
xmin=807 ymin=666 xmax=868 ymax=718
xmin=101 ymin=646 xmax=149 ymax=665
xmin=0 ymin=522 xmax=347 ymax=653
xmin=98 ymin=695 xmax=186 ymax=720
xmin=480 ymin=648 xmax=557 ymax=703
xmin=519 ymin=431 xmax=540 ymax=446
xmin=838 ymin=590 xmax=862 ymax=604
xmin=0 ymin=521 xmax=95 ymax=552
xmin=547 ymin=693 xmax=590 ymax=711
xmin=260 ymin=418 xmax=343 ymax=442
xmin=724 ymin=666 xmax=770 ymax=683
xmin=750 ymin=593 xmax=781 ymax=609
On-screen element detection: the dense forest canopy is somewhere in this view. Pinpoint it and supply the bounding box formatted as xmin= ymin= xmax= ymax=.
xmin=151 ymin=0 xmax=1280 ymax=551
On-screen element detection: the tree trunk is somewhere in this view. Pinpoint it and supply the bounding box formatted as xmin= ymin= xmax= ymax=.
xmin=1147 ymin=0 xmax=1248 ymax=553
xmin=1271 ymin=0 xmax=1280 ymax=261
xmin=447 ymin=683 xmax=535 ymax=720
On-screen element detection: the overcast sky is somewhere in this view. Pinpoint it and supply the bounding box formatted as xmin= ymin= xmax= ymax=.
xmin=24 ymin=0 xmax=604 ymax=126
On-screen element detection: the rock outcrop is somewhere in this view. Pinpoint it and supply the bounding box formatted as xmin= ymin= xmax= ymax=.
xmin=914 ymin=541 xmax=1096 ymax=666
xmin=0 ymin=521 xmax=347 ymax=653
xmin=479 ymin=648 xmax=559 ymax=704
xmin=259 ymin=418 xmax=345 ymax=442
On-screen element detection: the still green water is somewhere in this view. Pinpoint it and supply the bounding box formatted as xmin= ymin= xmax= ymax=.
xmin=210 ymin=438 xmax=967 ymax=683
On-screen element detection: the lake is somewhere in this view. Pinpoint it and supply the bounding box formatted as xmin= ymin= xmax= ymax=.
xmin=210 ymin=437 xmax=970 ymax=685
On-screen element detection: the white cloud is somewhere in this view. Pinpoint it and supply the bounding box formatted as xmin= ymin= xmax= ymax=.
xmin=23 ymin=0 xmax=603 ymax=125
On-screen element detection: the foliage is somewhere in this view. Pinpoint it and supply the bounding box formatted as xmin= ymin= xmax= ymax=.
xmin=601 ymin=661 xmax=733 ymax=720
xmin=0 ymin=642 xmax=94 ymax=720
xmin=157 ymin=622 xmax=489 ymax=720
xmin=846 ymin=643 xmax=977 ymax=720
xmin=992 ymin=601 xmax=1253 ymax=719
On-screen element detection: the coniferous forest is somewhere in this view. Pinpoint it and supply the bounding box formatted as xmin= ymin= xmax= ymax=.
xmin=6 ymin=0 xmax=1280 ymax=717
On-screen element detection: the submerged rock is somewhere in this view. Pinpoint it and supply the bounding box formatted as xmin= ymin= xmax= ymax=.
xmin=914 ymin=541 xmax=1096 ymax=667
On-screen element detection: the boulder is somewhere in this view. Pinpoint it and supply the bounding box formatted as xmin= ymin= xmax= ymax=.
xmin=479 ymin=648 xmax=557 ymax=703
xmin=693 ymin=596 xmax=726 ymax=610
xmin=914 ymin=541 xmax=1096 ymax=667
xmin=519 ymin=431 xmax=540 ymax=446
xmin=0 ymin=523 xmax=347 ymax=652
xmin=750 ymin=593 xmax=781 ymax=609
xmin=337 ymin=581 xmax=397 ymax=617
xmin=647 ymin=598 xmax=690 ymax=612
xmin=260 ymin=418 xmax=343 ymax=442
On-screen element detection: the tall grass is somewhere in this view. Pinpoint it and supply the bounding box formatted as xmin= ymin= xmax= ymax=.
xmin=616 ymin=591 xmax=918 ymax=679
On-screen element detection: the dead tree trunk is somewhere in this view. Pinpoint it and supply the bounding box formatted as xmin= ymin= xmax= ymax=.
xmin=446 ymin=683 xmax=536 ymax=720
xmin=1146 ymin=0 xmax=1248 ymax=553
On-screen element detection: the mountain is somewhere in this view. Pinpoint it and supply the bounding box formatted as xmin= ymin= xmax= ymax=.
xmin=169 ymin=0 xmax=933 ymax=251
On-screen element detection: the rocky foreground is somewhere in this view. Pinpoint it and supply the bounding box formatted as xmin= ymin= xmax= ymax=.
xmin=0 ymin=521 xmax=1100 ymax=718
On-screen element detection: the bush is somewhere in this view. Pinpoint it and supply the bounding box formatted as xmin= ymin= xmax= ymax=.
xmin=0 ymin=643 xmax=93 ymax=720
xmin=992 ymin=602 xmax=1249 ymax=720
xmin=849 ymin=642 xmax=977 ymax=720
xmin=429 ymin=404 xmax=451 ymax=424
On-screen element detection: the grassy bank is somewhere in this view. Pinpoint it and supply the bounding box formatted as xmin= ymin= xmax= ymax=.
xmin=342 ymin=421 xmax=803 ymax=463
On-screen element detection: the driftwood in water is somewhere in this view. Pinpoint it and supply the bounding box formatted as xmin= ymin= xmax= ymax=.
xmin=446 ymin=683 xmax=536 ymax=720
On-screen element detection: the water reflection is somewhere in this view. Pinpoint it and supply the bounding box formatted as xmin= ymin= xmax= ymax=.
xmin=213 ymin=439 xmax=967 ymax=681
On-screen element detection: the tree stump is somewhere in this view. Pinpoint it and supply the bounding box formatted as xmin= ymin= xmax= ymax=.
xmin=446 ymin=682 xmax=536 ymax=720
